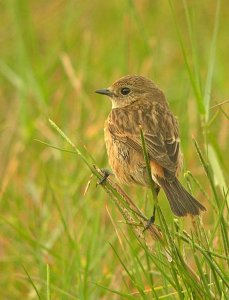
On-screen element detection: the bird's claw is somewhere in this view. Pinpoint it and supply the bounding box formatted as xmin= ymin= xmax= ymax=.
xmin=97 ymin=168 xmax=113 ymax=186
xmin=143 ymin=215 xmax=155 ymax=232
xmin=143 ymin=206 xmax=156 ymax=232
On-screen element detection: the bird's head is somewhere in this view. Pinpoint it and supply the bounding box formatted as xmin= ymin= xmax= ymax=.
xmin=95 ymin=75 xmax=166 ymax=108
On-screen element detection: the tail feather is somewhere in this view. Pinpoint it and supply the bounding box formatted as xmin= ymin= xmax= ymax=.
xmin=158 ymin=177 xmax=206 ymax=216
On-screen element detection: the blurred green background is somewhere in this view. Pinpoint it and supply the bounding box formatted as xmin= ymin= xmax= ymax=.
xmin=0 ymin=0 xmax=228 ymax=299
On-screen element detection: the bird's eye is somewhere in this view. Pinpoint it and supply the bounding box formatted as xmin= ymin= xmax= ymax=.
xmin=120 ymin=87 xmax=130 ymax=95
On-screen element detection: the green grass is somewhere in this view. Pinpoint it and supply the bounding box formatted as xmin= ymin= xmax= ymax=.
xmin=0 ymin=0 xmax=228 ymax=299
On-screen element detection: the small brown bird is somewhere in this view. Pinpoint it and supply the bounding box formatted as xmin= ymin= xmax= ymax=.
xmin=95 ymin=75 xmax=206 ymax=217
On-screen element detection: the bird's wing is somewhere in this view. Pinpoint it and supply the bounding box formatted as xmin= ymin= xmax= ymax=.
xmin=107 ymin=103 xmax=180 ymax=175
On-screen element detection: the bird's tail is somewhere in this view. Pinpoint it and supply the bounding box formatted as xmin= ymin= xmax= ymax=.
xmin=158 ymin=177 xmax=206 ymax=216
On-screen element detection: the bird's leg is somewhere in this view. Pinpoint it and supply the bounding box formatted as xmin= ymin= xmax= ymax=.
xmin=143 ymin=186 xmax=160 ymax=232
xmin=97 ymin=168 xmax=113 ymax=185
xmin=143 ymin=206 xmax=156 ymax=232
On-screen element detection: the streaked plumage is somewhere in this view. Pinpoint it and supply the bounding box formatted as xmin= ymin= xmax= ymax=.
xmin=96 ymin=75 xmax=206 ymax=216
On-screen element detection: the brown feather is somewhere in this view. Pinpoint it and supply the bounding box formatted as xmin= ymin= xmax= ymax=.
xmin=98 ymin=75 xmax=206 ymax=216
xmin=107 ymin=101 xmax=179 ymax=177
xmin=150 ymin=161 xmax=164 ymax=178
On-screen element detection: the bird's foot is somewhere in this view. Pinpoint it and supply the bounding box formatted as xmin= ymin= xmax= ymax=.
xmin=97 ymin=168 xmax=113 ymax=185
xmin=143 ymin=206 xmax=156 ymax=232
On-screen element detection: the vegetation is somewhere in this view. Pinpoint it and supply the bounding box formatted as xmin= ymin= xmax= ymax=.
xmin=0 ymin=0 xmax=228 ymax=299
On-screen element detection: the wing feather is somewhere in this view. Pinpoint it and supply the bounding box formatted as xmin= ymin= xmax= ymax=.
xmin=107 ymin=102 xmax=180 ymax=176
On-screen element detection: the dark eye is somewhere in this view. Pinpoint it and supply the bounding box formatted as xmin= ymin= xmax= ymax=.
xmin=120 ymin=87 xmax=130 ymax=95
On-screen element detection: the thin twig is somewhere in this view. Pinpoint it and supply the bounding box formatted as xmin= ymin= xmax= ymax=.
xmin=210 ymin=99 xmax=229 ymax=109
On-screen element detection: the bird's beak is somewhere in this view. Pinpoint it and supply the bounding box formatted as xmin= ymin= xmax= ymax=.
xmin=95 ymin=88 xmax=113 ymax=97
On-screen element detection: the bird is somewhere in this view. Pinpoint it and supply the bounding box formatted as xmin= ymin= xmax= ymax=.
xmin=95 ymin=75 xmax=206 ymax=217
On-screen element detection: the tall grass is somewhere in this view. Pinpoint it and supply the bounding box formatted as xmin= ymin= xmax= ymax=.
xmin=0 ymin=0 xmax=228 ymax=299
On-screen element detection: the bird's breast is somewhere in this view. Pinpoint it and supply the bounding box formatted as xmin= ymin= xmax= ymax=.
xmin=104 ymin=119 xmax=147 ymax=186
